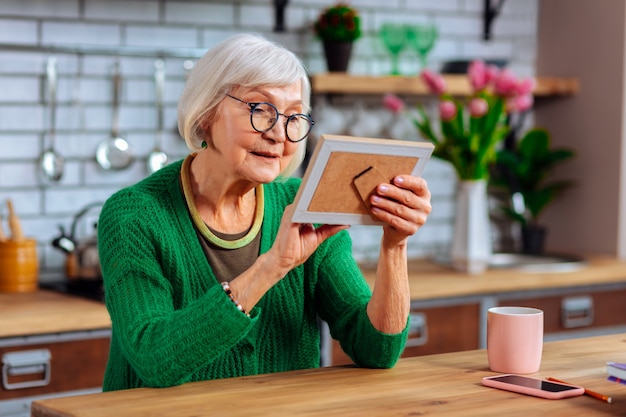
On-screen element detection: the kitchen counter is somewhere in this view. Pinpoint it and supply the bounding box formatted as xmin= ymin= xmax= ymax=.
xmin=31 ymin=333 xmax=626 ymax=417
xmin=361 ymin=254 xmax=626 ymax=301
xmin=0 ymin=290 xmax=111 ymax=339
xmin=2 ymin=256 xmax=623 ymax=342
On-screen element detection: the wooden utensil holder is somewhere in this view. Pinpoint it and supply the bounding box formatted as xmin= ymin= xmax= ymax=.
xmin=0 ymin=239 xmax=39 ymax=293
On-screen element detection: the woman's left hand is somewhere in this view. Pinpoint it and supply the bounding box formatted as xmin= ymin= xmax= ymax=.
xmin=368 ymin=175 xmax=432 ymax=246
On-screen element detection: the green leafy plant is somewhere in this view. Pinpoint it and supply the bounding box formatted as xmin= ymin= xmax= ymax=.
xmin=491 ymin=128 xmax=576 ymax=227
xmin=313 ymin=3 xmax=361 ymax=42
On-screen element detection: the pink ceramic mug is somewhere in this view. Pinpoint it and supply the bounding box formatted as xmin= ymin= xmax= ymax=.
xmin=487 ymin=306 xmax=544 ymax=374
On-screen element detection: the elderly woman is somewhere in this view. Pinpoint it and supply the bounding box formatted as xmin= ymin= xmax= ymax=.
xmin=97 ymin=33 xmax=432 ymax=391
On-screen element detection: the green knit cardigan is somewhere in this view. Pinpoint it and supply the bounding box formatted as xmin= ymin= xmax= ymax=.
xmin=97 ymin=159 xmax=408 ymax=391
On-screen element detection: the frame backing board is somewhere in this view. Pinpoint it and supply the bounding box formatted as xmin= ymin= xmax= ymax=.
xmin=292 ymin=134 xmax=434 ymax=225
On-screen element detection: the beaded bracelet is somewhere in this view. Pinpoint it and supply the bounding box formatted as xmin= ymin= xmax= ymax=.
xmin=220 ymin=282 xmax=250 ymax=317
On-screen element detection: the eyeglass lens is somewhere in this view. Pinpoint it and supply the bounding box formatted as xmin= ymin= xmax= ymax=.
xmin=250 ymin=103 xmax=312 ymax=142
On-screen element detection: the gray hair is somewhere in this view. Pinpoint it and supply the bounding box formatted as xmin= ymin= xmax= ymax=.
xmin=178 ymin=33 xmax=311 ymax=177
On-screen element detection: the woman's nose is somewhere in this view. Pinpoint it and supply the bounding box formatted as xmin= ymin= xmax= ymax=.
xmin=264 ymin=118 xmax=288 ymax=143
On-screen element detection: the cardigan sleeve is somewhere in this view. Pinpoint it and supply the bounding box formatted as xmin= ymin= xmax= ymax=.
xmin=311 ymin=230 xmax=409 ymax=368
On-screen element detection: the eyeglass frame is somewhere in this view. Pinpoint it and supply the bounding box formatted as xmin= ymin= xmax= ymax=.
xmin=226 ymin=94 xmax=314 ymax=143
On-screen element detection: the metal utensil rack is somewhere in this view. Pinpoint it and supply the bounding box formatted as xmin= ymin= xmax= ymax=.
xmin=0 ymin=42 xmax=207 ymax=59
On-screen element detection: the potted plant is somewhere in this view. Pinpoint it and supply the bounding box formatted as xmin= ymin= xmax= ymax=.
xmin=313 ymin=3 xmax=361 ymax=72
xmin=407 ymin=61 xmax=533 ymax=273
xmin=491 ymin=127 xmax=576 ymax=254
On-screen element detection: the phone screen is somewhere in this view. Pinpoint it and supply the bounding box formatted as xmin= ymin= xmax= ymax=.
xmin=489 ymin=375 xmax=579 ymax=392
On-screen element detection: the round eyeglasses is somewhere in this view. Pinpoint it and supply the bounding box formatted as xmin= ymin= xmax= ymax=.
xmin=227 ymin=94 xmax=314 ymax=143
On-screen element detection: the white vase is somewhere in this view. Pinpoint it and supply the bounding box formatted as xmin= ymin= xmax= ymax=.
xmin=450 ymin=179 xmax=492 ymax=275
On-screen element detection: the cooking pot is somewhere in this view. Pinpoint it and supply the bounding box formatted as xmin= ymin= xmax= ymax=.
xmin=51 ymin=202 xmax=103 ymax=281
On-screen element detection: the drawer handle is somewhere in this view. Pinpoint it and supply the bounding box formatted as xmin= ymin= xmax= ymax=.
xmin=561 ymin=296 xmax=594 ymax=328
xmin=406 ymin=312 xmax=428 ymax=347
xmin=2 ymin=349 xmax=51 ymax=390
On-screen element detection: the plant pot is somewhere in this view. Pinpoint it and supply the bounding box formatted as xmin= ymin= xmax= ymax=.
xmin=322 ymin=40 xmax=353 ymax=72
xmin=521 ymin=225 xmax=547 ymax=255
xmin=450 ymin=179 xmax=492 ymax=275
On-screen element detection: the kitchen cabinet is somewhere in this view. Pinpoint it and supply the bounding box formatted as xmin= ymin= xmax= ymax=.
xmin=0 ymin=291 xmax=111 ymax=417
xmin=326 ymin=255 xmax=626 ymax=366
xmin=330 ymin=301 xmax=480 ymax=366
xmin=500 ymin=287 xmax=626 ymax=335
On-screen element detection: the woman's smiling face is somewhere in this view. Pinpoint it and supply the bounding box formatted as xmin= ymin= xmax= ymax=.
xmin=208 ymin=82 xmax=304 ymax=185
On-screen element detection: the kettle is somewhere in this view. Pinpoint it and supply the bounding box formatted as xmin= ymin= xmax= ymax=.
xmin=51 ymin=202 xmax=104 ymax=281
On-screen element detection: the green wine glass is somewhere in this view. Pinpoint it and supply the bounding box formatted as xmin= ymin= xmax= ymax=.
xmin=406 ymin=23 xmax=438 ymax=72
xmin=379 ymin=23 xmax=407 ymax=75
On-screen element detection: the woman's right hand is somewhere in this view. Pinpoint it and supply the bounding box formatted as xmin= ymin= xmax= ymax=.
xmin=269 ymin=204 xmax=349 ymax=276
xmin=226 ymin=205 xmax=347 ymax=314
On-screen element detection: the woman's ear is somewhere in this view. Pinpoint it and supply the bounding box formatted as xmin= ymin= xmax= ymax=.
xmin=198 ymin=115 xmax=211 ymax=133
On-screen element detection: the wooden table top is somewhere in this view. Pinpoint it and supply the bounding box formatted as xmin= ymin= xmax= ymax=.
xmin=32 ymin=333 xmax=626 ymax=417
xmin=0 ymin=290 xmax=111 ymax=339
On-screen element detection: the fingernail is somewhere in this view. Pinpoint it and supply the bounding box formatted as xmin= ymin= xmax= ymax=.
xmin=394 ymin=176 xmax=404 ymax=185
xmin=379 ymin=184 xmax=388 ymax=193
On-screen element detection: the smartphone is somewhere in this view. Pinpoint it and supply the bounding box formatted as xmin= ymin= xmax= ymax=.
xmin=482 ymin=374 xmax=584 ymax=400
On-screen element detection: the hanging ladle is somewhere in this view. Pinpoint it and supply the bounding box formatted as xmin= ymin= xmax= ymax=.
xmin=147 ymin=59 xmax=168 ymax=174
xmin=96 ymin=61 xmax=133 ymax=170
xmin=40 ymin=57 xmax=65 ymax=181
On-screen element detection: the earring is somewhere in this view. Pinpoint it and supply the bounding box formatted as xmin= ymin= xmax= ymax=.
xmin=201 ymin=140 xmax=207 ymax=149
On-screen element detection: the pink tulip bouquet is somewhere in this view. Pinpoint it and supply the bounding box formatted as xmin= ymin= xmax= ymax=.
xmin=399 ymin=61 xmax=535 ymax=180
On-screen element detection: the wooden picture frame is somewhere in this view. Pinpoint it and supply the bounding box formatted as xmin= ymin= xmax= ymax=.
xmin=291 ymin=134 xmax=434 ymax=225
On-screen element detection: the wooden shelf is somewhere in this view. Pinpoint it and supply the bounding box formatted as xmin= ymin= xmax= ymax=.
xmin=311 ymin=73 xmax=580 ymax=97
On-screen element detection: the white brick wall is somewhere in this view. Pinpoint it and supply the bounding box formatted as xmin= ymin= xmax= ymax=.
xmin=0 ymin=0 xmax=538 ymax=279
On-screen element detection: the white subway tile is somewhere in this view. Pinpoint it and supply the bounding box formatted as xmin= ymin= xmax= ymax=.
xmin=126 ymin=77 xmax=155 ymax=104
xmin=0 ymin=161 xmax=39 ymax=187
xmin=435 ymin=15 xmax=482 ymax=37
xmin=462 ymin=39 xmax=513 ymax=59
xmin=462 ymin=0 xmax=483 ymax=13
xmin=0 ymin=52 xmax=46 ymax=75
xmin=0 ymin=134 xmax=39 ymax=158
xmin=81 ymin=56 xmax=119 ymax=76
xmin=501 ymin=0 xmax=539 ymax=17
xmin=118 ymin=105 xmax=153 ymax=130
xmin=0 ymin=189 xmax=42 ymax=216
xmin=83 ymin=159 xmax=147 ymax=186
xmin=42 ymin=22 xmax=122 ymax=46
xmin=85 ymin=0 xmax=160 ymax=23
xmin=0 ymin=105 xmax=45 ymax=131
xmin=125 ymin=25 xmax=197 ymax=49
xmin=200 ymin=29 xmax=243 ymax=49
xmin=406 ymin=0 xmax=461 ymax=13
xmin=0 ymin=75 xmax=40 ymax=102
xmin=0 ymin=0 xmax=79 ymax=19
xmin=49 ymin=132 xmax=98 ymax=158
xmin=42 ymin=187 xmax=115 ymax=213
xmin=166 ymin=2 xmax=234 ymax=26
xmin=239 ymin=5 xmax=273 ymax=31
xmin=493 ymin=16 xmax=537 ymax=37
xmin=0 ymin=19 xmax=38 ymax=44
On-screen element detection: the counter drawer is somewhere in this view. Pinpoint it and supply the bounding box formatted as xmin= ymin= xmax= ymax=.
xmin=331 ymin=303 xmax=480 ymax=366
xmin=500 ymin=288 xmax=626 ymax=333
xmin=0 ymin=333 xmax=110 ymax=400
